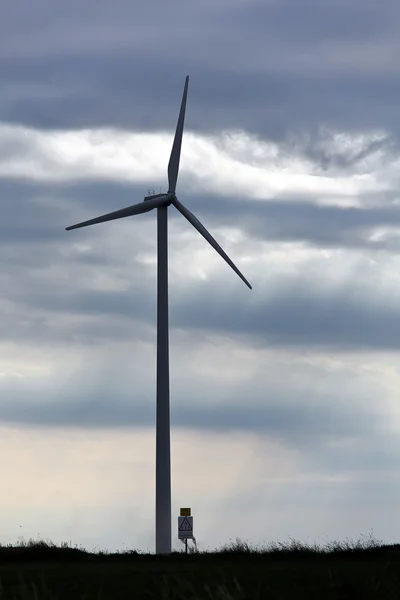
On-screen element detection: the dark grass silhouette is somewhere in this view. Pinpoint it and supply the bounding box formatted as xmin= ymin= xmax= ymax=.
xmin=0 ymin=534 xmax=399 ymax=598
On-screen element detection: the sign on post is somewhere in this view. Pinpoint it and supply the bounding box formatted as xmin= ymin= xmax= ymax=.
xmin=178 ymin=516 xmax=193 ymax=539
xmin=180 ymin=508 xmax=191 ymax=516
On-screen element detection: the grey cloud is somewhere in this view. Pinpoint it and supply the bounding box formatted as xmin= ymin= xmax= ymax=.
xmin=0 ymin=349 xmax=384 ymax=436
xmin=222 ymin=0 xmax=397 ymax=46
xmin=1 ymin=264 xmax=389 ymax=352
xmin=0 ymin=391 xmax=377 ymax=439
xmin=299 ymin=138 xmax=396 ymax=173
xmin=3 ymin=179 xmax=400 ymax=351
xmin=1 ymin=1 xmax=400 ymax=139
xmin=7 ymin=266 xmax=400 ymax=352
xmin=5 ymin=177 xmax=400 ymax=254
xmin=171 ymin=278 xmax=400 ymax=351
xmin=185 ymin=194 xmax=400 ymax=251
xmin=0 ymin=180 xmax=71 ymax=245
xmin=2 ymin=56 xmax=400 ymax=141
xmin=0 ymin=179 xmax=156 ymax=251
xmin=0 ymin=347 xmax=397 ymax=483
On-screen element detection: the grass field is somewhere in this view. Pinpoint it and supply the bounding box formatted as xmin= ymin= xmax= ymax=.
xmin=0 ymin=536 xmax=399 ymax=599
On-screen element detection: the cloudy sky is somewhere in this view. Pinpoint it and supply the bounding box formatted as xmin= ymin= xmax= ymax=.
xmin=1 ymin=0 xmax=400 ymax=552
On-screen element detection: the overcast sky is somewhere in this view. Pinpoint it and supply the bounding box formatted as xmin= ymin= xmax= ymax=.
xmin=1 ymin=0 xmax=400 ymax=552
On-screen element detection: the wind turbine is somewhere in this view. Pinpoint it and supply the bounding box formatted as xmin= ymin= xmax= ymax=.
xmin=65 ymin=75 xmax=252 ymax=554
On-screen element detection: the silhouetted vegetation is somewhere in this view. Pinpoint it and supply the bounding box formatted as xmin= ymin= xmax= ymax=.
xmin=0 ymin=534 xmax=399 ymax=598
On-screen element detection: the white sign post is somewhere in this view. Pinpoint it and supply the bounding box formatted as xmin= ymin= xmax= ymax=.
xmin=178 ymin=515 xmax=193 ymax=553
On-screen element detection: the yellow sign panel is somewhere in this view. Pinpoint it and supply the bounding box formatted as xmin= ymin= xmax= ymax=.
xmin=180 ymin=507 xmax=191 ymax=516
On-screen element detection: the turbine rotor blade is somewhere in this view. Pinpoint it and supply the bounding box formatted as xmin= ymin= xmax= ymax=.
xmin=172 ymin=198 xmax=252 ymax=290
xmin=66 ymin=196 xmax=170 ymax=231
xmin=167 ymin=75 xmax=189 ymax=195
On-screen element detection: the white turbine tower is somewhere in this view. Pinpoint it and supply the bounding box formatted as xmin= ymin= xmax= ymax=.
xmin=66 ymin=75 xmax=252 ymax=554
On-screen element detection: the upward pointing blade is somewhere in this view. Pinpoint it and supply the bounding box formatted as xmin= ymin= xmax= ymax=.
xmin=167 ymin=76 xmax=189 ymax=195
xmin=172 ymin=198 xmax=252 ymax=290
xmin=66 ymin=195 xmax=170 ymax=231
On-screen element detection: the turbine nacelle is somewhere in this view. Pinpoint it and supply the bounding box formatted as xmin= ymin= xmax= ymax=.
xmin=144 ymin=192 xmax=174 ymax=204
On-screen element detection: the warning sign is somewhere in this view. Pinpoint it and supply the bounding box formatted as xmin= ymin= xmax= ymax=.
xmin=179 ymin=517 xmax=192 ymax=531
xmin=178 ymin=516 xmax=193 ymax=539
